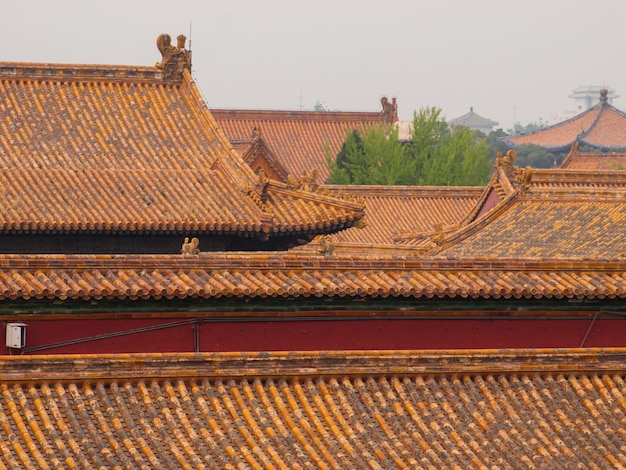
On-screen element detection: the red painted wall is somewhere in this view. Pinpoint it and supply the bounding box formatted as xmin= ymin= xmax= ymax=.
xmin=3 ymin=316 xmax=624 ymax=355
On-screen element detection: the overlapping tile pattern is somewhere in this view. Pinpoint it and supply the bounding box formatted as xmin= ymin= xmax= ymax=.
xmin=0 ymin=254 xmax=624 ymax=300
xmin=560 ymin=144 xmax=626 ymax=170
xmin=438 ymin=167 xmax=626 ymax=259
xmin=0 ymin=349 xmax=625 ymax=468
xmin=0 ymin=63 xmax=364 ymax=236
xmin=320 ymin=185 xmax=482 ymax=246
xmin=212 ymin=109 xmax=386 ymax=182
xmin=505 ymin=90 xmax=626 ymax=149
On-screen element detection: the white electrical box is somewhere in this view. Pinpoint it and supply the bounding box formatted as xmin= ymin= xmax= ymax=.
xmin=6 ymin=323 xmax=27 ymax=349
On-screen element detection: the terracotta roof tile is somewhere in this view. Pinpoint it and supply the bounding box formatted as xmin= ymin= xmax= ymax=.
xmin=560 ymin=144 xmax=626 ymax=170
xmin=435 ymin=163 xmax=626 ymax=259
xmin=212 ymin=107 xmax=390 ymax=182
xmin=505 ymin=90 xmax=626 ymax=149
xmin=0 ymin=349 xmax=625 ymax=468
xmin=0 ymin=61 xmax=364 ymax=239
xmin=319 ymin=185 xmax=482 ymax=246
xmin=0 ymin=254 xmax=622 ymax=300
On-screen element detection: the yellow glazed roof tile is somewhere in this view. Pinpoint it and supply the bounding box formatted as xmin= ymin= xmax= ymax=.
xmin=0 ymin=52 xmax=364 ymax=239
xmin=426 ymin=153 xmax=626 ymax=259
xmin=0 ymin=254 xmax=621 ymax=300
xmin=0 ymin=349 xmax=625 ymax=468
xmin=212 ymin=103 xmax=396 ymax=182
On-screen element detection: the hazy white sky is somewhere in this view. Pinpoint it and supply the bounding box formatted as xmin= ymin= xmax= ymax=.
xmin=3 ymin=0 xmax=625 ymax=129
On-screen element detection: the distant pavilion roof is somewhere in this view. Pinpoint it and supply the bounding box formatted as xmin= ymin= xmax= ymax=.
xmin=504 ymin=89 xmax=626 ymax=150
xmin=448 ymin=107 xmax=498 ymax=130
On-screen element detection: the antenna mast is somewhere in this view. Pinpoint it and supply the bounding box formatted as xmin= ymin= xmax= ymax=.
xmin=189 ymin=21 xmax=192 ymax=50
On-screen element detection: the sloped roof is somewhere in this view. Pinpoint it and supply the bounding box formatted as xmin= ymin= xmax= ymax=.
xmin=212 ymin=98 xmax=397 ymax=183
xmin=560 ymin=143 xmax=626 ymax=170
xmin=1 ymin=349 xmax=625 ymax=468
xmin=293 ymin=185 xmax=482 ymax=255
xmin=424 ymin=151 xmax=626 ymax=259
xmin=0 ymin=41 xmax=363 ymax=241
xmin=0 ymin=253 xmax=625 ymax=301
xmin=504 ymin=89 xmax=626 ymax=149
xmin=449 ymin=107 xmax=498 ymax=128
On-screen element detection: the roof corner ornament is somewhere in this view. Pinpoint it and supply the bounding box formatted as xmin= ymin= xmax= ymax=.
xmin=516 ymin=166 xmax=533 ymax=196
xmin=244 ymin=171 xmax=270 ymax=211
xmin=496 ymin=149 xmax=519 ymax=181
xmin=353 ymin=216 xmax=367 ymax=229
xmin=156 ymin=33 xmax=191 ymax=81
xmin=181 ymin=237 xmax=200 ymax=256
xmin=316 ymin=235 xmax=335 ymax=257
xmin=380 ymin=96 xmax=398 ymax=123
xmin=287 ymin=169 xmax=319 ymax=192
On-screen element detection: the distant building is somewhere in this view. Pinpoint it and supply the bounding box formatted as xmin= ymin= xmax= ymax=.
xmin=449 ymin=107 xmax=498 ymax=134
xmin=504 ymin=88 xmax=626 ymax=150
xmin=569 ymin=85 xmax=618 ymax=112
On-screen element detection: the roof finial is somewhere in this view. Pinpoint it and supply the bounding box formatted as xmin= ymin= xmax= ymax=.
xmin=155 ymin=33 xmax=191 ymax=81
xmin=599 ymin=88 xmax=608 ymax=103
xmin=380 ymin=97 xmax=398 ymax=123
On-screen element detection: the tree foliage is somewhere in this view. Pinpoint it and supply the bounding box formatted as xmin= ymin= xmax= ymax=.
xmin=327 ymin=107 xmax=491 ymax=186
xmin=405 ymin=107 xmax=491 ymax=186
xmin=506 ymin=120 xmax=548 ymax=136
xmin=512 ymin=144 xmax=559 ymax=168
xmin=327 ymin=124 xmax=413 ymax=185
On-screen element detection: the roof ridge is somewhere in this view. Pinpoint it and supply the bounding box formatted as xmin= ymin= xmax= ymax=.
xmin=1 ymin=349 xmax=625 ymax=383
xmin=210 ymin=108 xmax=384 ymax=123
xmin=0 ymin=62 xmax=164 ymax=84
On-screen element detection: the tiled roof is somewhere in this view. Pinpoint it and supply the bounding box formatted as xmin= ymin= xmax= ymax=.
xmin=1 ymin=349 xmax=625 ymax=468
xmin=430 ymin=153 xmax=626 ymax=259
xmin=504 ymin=89 xmax=626 ymax=149
xmin=560 ymin=143 xmax=626 ymax=170
xmin=0 ymin=254 xmax=625 ymax=301
xmin=0 ymin=58 xmax=363 ymax=239
xmin=294 ymin=185 xmax=482 ymax=254
xmin=449 ymin=107 xmax=498 ymax=128
xmin=212 ymin=104 xmax=394 ymax=182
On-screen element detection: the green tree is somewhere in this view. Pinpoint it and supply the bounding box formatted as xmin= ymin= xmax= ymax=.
xmin=327 ymin=106 xmax=492 ymax=186
xmin=506 ymin=120 xmax=547 ymax=136
xmin=406 ymin=107 xmax=491 ymax=186
xmin=512 ymin=144 xmax=559 ymax=168
xmin=313 ymin=99 xmax=328 ymax=111
xmin=484 ymin=128 xmax=510 ymax=158
xmin=327 ymin=124 xmax=415 ymax=185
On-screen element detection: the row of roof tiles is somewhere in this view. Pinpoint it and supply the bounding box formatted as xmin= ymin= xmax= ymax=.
xmin=212 ymin=106 xmax=393 ymax=182
xmin=0 ymin=63 xmax=365 ymax=239
xmin=0 ymin=254 xmax=624 ymax=300
xmin=0 ymin=349 xmax=624 ymax=468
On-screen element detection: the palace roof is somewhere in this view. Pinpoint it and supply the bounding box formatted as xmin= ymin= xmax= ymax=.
xmin=212 ymin=97 xmax=398 ymax=183
xmin=0 ymin=253 xmax=624 ymax=301
xmin=504 ymin=89 xmax=626 ymax=150
xmin=394 ymin=150 xmax=626 ymax=260
xmin=560 ymin=143 xmax=626 ymax=170
xmin=0 ymin=349 xmax=625 ymax=468
xmin=448 ymin=107 xmax=498 ymax=131
xmin=293 ymin=185 xmax=483 ymax=255
xmin=0 ymin=37 xmax=364 ymax=246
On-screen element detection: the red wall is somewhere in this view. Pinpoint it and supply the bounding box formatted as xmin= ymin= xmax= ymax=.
xmin=3 ymin=316 xmax=624 ymax=354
